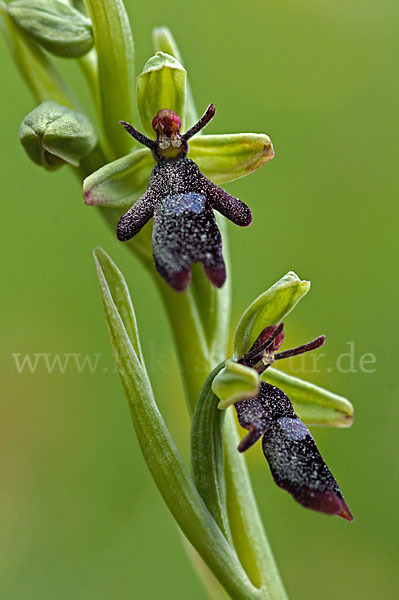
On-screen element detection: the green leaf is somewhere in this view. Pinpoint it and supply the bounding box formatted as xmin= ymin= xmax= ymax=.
xmin=85 ymin=0 xmax=136 ymax=159
xmin=189 ymin=133 xmax=274 ymax=184
xmin=83 ymin=148 xmax=153 ymax=207
xmin=212 ymin=359 xmax=260 ymax=410
xmin=136 ymin=52 xmax=186 ymax=137
xmin=264 ymin=367 xmax=354 ymax=427
xmin=93 ymin=247 xmax=144 ymax=363
xmin=0 ymin=0 xmax=76 ymax=107
xmin=7 ymin=0 xmax=93 ymax=58
xmin=20 ymin=100 xmax=97 ymax=169
xmin=191 ymin=364 xmax=232 ymax=542
xmin=234 ymin=271 xmax=311 ymax=358
xmin=93 ymin=247 xmax=261 ymax=600
xmin=152 ymin=26 xmax=198 ymax=129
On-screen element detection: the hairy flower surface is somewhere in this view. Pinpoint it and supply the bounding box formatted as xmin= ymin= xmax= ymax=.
xmin=223 ymin=322 xmax=353 ymax=521
xmin=116 ymin=105 xmax=252 ymax=291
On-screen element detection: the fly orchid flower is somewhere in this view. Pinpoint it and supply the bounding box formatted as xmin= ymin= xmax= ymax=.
xmin=212 ymin=272 xmax=354 ymax=520
xmin=234 ymin=324 xmax=353 ymax=521
xmin=116 ymin=105 xmax=252 ymax=292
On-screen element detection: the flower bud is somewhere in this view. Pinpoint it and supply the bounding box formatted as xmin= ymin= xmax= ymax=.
xmin=19 ymin=101 xmax=97 ymax=170
xmin=136 ymin=52 xmax=186 ymax=138
xmin=7 ymin=0 xmax=93 ymax=58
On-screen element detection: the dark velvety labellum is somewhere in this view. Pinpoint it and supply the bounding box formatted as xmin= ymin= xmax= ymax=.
xmin=235 ymin=381 xmax=353 ymax=521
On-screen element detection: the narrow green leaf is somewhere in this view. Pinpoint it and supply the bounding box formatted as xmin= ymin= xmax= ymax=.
xmin=83 ymin=148 xmax=153 ymax=208
xmin=264 ymin=367 xmax=354 ymax=427
xmin=0 ymin=0 xmax=75 ymax=107
xmin=93 ymin=247 xmax=261 ymax=600
xmin=191 ymin=364 xmax=231 ymax=542
xmin=152 ymin=26 xmax=198 ymax=128
xmin=212 ymin=359 xmax=260 ymax=410
xmin=85 ymin=0 xmax=136 ymax=159
xmin=93 ymin=247 xmax=144 ymax=364
xmin=189 ymin=133 xmax=274 ymax=184
xmin=136 ymin=52 xmax=186 ymax=137
xmin=8 ymin=0 xmax=93 ymax=58
xmin=234 ymin=272 xmax=311 ymax=358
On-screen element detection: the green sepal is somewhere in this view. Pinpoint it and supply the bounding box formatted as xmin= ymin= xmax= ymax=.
xmin=19 ymin=100 xmax=97 ymax=169
xmin=152 ymin=26 xmax=198 ymax=129
xmin=264 ymin=367 xmax=354 ymax=427
xmin=7 ymin=0 xmax=93 ymax=58
xmin=212 ymin=359 xmax=260 ymax=410
xmin=234 ymin=272 xmax=311 ymax=358
xmin=83 ymin=148 xmax=153 ymax=207
xmin=189 ymin=133 xmax=274 ymax=184
xmin=136 ymin=52 xmax=186 ymax=137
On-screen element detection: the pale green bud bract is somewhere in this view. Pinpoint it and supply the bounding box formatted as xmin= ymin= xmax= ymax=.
xmin=7 ymin=0 xmax=93 ymax=58
xmin=233 ymin=271 xmax=311 ymax=358
xmin=20 ymin=101 xmax=97 ymax=169
xmin=136 ymin=52 xmax=187 ymax=137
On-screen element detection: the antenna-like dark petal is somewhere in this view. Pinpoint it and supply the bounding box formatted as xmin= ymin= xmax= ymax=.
xmin=182 ymin=104 xmax=216 ymax=141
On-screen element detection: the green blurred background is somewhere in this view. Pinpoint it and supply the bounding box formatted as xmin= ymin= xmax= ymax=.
xmin=1 ymin=0 xmax=398 ymax=598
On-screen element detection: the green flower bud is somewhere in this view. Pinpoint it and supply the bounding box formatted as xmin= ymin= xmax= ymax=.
xmin=7 ymin=0 xmax=93 ymax=58
xmin=19 ymin=101 xmax=97 ymax=170
xmin=152 ymin=26 xmax=198 ymax=129
xmin=136 ymin=52 xmax=186 ymax=138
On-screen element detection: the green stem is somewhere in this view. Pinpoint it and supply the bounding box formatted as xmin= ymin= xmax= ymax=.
xmin=78 ymin=48 xmax=101 ymax=122
xmin=151 ymin=240 xmax=287 ymax=599
xmin=84 ymin=0 xmax=137 ymax=159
